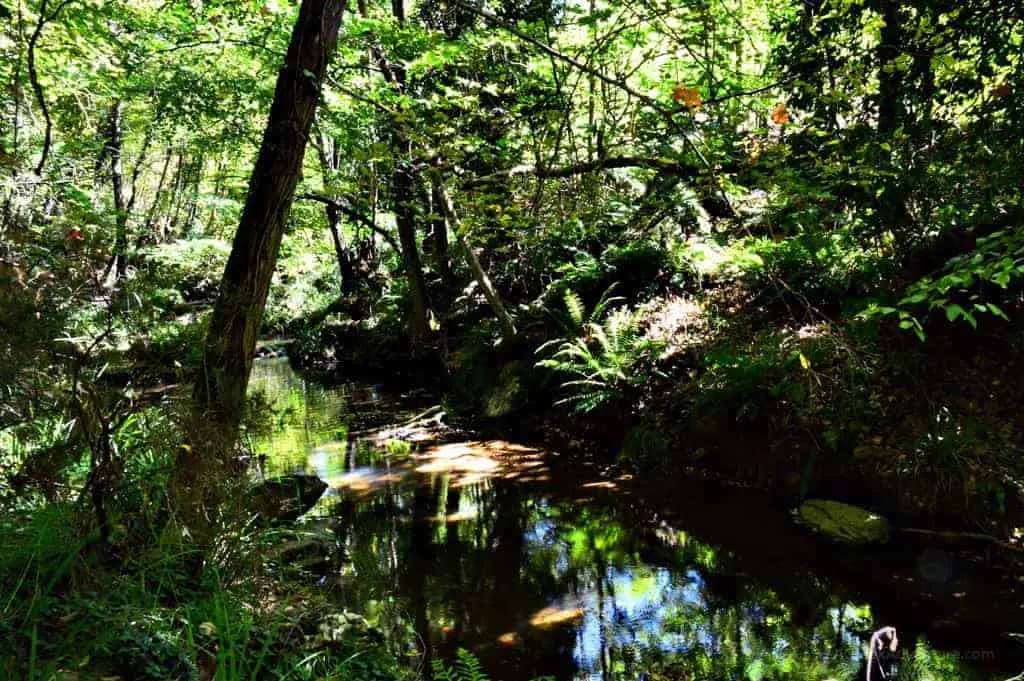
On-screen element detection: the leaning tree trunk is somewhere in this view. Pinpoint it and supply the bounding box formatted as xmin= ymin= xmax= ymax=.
xmin=192 ymin=0 xmax=347 ymax=437
xmin=433 ymin=178 xmax=517 ymax=342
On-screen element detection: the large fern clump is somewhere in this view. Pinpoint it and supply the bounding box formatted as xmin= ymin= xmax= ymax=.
xmin=536 ymin=287 xmax=663 ymax=413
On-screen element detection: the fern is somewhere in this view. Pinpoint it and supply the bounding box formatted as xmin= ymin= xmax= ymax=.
xmin=537 ymin=295 xmax=663 ymax=413
xmin=540 ymin=284 xmax=624 ymax=345
xmin=431 ymin=649 xmax=489 ymax=681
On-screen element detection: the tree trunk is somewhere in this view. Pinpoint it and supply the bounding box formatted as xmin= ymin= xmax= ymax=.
xmin=143 ymin=145 xmax=174 ymax=241
xmin=433 ymin=178 xmax=517 ymax=341
xmin=394 ymin=159 xmax=430 ymax=338
xmin=192 ymin=0 xmax=347 ymax=434
xmin=428 ymin=182 xmax=453 ymax=286
xmin=169 ymin=149 xmax=187 ymax=236
xmin=183 ymin=155 xmax=203 ymax=236
xmin=315 ymin=129 xmax=357 ymax=293
xmin=876 ymin=0 xmax=903 ymax=138
xmin=107 ymin=101 xmax=129 ymax=280
xmin=362 ymin=0 xmax=431 ymax=340
xmin=874 ymin=0 xmax=913 ymax=241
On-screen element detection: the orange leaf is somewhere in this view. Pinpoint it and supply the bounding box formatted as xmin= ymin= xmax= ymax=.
xmin=771 ymin=102 xmax=790 ymax=125
xmin=672 ymin=84 xmax=702 ymax=113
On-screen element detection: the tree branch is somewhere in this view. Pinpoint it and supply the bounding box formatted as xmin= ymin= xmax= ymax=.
xmin=297 ymin=193 xmax=402 ymax=254
xmin=28 ymin=0 xmax=75 ymax=175
xmin=461 ymin=155 xmax=703 ymax=188
xmin=449 ymin=0 xmax=736 ymax=216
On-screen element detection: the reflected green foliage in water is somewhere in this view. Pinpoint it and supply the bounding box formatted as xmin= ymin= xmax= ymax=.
xmin=248 ymin=358 xmax=354 ymax=475
xmin=252 ymin=360 xmax=995 ymax=681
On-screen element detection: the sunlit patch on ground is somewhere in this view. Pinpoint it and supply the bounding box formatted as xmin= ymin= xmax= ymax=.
xmin=529 ymin=605 xmax=585 ymax=629
xmin=638 ymin=295 xmax=706 ymax=360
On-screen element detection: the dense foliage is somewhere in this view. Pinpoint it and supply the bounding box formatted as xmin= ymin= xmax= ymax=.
xmin=1 ymin=0 xmax=1022 ymax=677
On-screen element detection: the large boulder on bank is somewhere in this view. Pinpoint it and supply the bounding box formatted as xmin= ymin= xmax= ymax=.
xmin=483 ymin=361 xmax=530 ymax=418
xmin=795 ymin=499 xmax=890 ymax=545
xmin=251 ymin=474 xmax=327 ymax=523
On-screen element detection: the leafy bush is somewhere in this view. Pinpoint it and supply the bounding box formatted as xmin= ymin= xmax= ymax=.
xmin=867 ymin=225 xmax=1023 ymax=338
xmin=721 ymin=233 xmax=890 ymax=311
xmin=136 ymin=239 xmax=230 ymax=303
xmin=545 ymin=242 xmax=672 ymax=309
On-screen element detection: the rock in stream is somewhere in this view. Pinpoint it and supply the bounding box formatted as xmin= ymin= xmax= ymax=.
xmin=795 ymin=499 xmax=890 ymax=545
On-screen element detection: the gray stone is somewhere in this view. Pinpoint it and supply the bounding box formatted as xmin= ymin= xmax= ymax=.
xmin=484 ymin=361 xmax=530 ymax=417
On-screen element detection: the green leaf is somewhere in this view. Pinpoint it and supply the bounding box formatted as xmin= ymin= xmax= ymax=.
xmin=988 ymin=303 xmax=1009 ymax=321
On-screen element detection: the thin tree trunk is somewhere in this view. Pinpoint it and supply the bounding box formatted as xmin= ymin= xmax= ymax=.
xmin=107 ymin=101 xmax=129 ymax=280
xmin=428 ymin=182 xmax=452 ymax=286
xmin=169 ymin=149 xmax=187 ymax=236
xmin=205 ymin=156 xmax=225 ymax=230
xmin=183 ymin=154 xmax=203 ymax=236
xmin=395 ymin=160 xmax=430 ymax=338
xmin=361 ymin=0 xmax=430 ymax=340
xmin=144 ymin=145 xmax=174 ymax=238
xmin=315 ymin=128 xmax=356 ymax=293
xmin=191 ymin=0 xmax=347 ymax=436
xmin=433 ymin=178 xmax=516 ymax=341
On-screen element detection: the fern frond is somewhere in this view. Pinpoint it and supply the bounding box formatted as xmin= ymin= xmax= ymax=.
xmin=590 ymin=283 xmax=624 ymax=322
xmin=564 ymin=290 xmax=585 ymax=329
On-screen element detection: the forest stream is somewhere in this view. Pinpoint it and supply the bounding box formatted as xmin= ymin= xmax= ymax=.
xmin=248 ymin=359 xmax=1024 ymax=681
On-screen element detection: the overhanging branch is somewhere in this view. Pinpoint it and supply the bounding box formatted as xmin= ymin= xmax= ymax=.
xmin=297 ymin=193 xmax=402 ymax=254
xmin=461 ymin=155 xmax=703 ymax=188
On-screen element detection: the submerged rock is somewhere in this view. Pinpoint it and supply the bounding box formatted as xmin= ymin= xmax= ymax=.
xmin=796 ymin=499 xmax=890 ymax=545
xmin=251 ymin=474 xmax=327 ymax=523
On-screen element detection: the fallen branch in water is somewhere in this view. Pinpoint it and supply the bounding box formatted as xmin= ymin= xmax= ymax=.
xmin=895 ymin=527 xmax=1024 ymax=554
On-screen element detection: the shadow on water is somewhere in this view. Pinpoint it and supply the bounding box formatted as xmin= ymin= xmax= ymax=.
xmin=248 ymin=359 xmax=1022 ymax=681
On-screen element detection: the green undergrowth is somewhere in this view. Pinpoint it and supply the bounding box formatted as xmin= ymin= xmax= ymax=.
xmin=0 ymin=500 xmax=413 ymax=680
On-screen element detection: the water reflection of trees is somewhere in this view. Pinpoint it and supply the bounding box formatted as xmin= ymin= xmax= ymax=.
xmin=322 ymin=472 xmax=889 ymax=681
xmin=247 ymin=363 xmax=992 ymax=681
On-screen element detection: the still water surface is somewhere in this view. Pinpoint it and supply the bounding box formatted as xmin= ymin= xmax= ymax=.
xmin=248 ymin=359 xmax=1001 ymax=681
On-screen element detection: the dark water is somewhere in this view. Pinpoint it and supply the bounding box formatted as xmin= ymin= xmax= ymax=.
xmin=248 ymin=359 xmax=1017 ymax=681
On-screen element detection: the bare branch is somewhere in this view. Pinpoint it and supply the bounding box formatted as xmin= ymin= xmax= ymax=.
xmin=28 ymin=0 xmax=75 ymax=175
xmin=461 ymin=155 xmax=703 ymax=189
xmin=297 ymin=193 xmax=402 ymax=254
